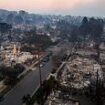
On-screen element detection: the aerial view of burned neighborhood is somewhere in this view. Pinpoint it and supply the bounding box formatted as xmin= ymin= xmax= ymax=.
xmin=0 ymin=0 xmax=105 ymax=105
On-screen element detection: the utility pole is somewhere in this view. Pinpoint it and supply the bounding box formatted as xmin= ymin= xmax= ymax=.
xmin=35 ymin=47 xmax=42 ymax=104
xmin=96 ymin=69 xmax=99 ymax=95
xmin=37 ymin=48 xmax=42 ymax=86
xmin=96 ymin=69 xmax=100 ymax=105
xmin=37 ymin=47 xmax=44 ymax=105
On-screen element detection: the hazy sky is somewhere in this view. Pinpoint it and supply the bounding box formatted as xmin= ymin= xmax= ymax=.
xmin=0 ymin=0 xmax=105 ymax=16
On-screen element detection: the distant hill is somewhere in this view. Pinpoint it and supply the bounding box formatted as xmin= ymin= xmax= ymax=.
xmin=0 ymin=9 xmax=83 ymax=26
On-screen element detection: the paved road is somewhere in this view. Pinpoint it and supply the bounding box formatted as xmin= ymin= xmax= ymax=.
xmin=0 ymin=58 xmax=53 ymax=105
xmin=0 ymin=42 xmax=69 ymax=105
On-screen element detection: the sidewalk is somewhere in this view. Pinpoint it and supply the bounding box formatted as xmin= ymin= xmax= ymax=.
xmin=0 ymin=80 xmax=7 ymax=93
